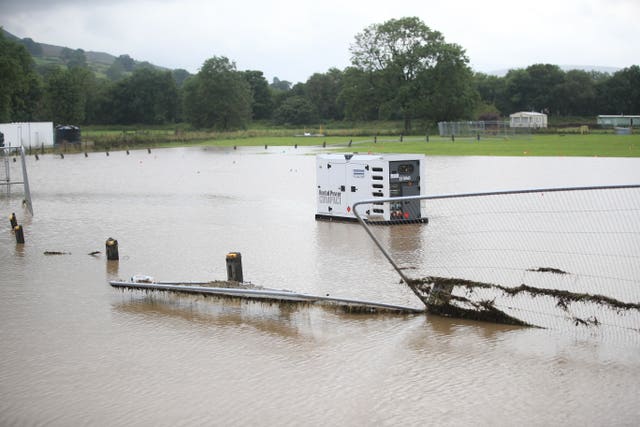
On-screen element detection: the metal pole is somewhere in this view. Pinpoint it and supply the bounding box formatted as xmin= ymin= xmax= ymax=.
xmin=352 ymin=204 xmax=412 ymax=285
xmin=20 ymin=146 xmax=33 ymax=216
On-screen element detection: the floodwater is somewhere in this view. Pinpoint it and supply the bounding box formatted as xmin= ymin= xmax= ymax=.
xmin=1 ymin=146 xmax=639 ymax=426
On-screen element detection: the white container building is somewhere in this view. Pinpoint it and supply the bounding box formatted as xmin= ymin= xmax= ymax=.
xmin=316 ymin=153 xmax=426 ymax=223
xmin=0 ymin=122 xmax=54 ymax=148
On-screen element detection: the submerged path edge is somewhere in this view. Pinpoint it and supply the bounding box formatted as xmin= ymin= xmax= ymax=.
xmin=110 ymin=280 xmax=425 ymax=314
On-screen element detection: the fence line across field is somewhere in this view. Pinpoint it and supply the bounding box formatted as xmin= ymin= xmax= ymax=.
xmin=437 ymin=120 xmax=532 ymax=138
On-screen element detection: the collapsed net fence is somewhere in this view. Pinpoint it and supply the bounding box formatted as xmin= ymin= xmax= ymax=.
xmin=353 ymin=185 xmax=640 ymax=338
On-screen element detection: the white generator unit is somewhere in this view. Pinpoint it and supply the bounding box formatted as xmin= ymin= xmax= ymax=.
xmin=315 ymin=153 xmax=426 ymax=223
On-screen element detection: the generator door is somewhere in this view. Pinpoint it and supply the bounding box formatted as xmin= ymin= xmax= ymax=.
xmin=389 ymin=160 xmax=421 ymax=220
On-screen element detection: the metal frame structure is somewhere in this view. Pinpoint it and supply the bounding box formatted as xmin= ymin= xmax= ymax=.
xmin=1 ymin=146 xmax=33 ymax=215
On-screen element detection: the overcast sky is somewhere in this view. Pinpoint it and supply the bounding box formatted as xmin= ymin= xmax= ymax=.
xmin=2 ymin=0 xmax=638 ymax=83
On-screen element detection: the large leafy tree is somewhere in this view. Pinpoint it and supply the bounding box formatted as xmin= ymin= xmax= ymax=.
xmin=555 ymin=70 xmax=597 ymax=116
xmin=107 ymin=68 xmax=179 ymax=124
xmin=598 ymin=65 xmax=640 ymax=115
xmin=270 ymin=77 xmax=292 ymax=92
xmin=0 ymin=30 xmax=43 ymax=122
xmin=106 ymin=54 xmax=136 ymax=81
xmin=242 ymin=70 xmax=273 ymax=120
xmin=305 ymin=68 xmax=344 ymax=121
xmin=273 ymin=95 xmax=318 ymax=125
xmin=504 ymin=64 xmax=564 ymax=114
xmin=43 ymin=66 xmax=94 ymax=124
xmin=172 ymin=69 xmax=191 ymax=87
xmin=474 ymin=72 xmax=507 ymax=115
xmin=183 ymin=56 xmax=252 ymax=130
xmin=414 ymin=43 xmax=478 ymax=122
xmin=339 ymin=67 xmax=381 ymax=121
xmin=60 ymin=47 xmax=87 ymax=69
xmin=350 ymin=17 xmax=476 ymax=131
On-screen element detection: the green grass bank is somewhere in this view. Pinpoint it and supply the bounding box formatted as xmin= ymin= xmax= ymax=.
xmin=76 ymin=126 xmax=640 ymax=157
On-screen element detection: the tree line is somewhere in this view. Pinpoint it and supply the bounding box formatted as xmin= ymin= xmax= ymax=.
xmin=2 ymin=17 xmax=639 ymax=133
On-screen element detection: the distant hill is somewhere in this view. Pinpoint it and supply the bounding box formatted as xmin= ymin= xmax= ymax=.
xmin=35 ymin=40 xmax=116 ymax=65
xmin=1 ymin=28 xmax=171 ymax=79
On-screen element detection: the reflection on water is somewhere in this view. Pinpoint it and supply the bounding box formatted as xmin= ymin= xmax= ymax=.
xmin=1 ymin=147 xmax=639 ymax=425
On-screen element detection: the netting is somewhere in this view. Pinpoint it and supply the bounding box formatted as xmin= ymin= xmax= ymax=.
xmin=353 ymin=186 xmax=640 ymax=339
xmin=437 ymin=121 xmax=531 ymax=138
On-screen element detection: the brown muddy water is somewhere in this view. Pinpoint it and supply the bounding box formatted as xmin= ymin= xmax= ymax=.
xmin=1 ymin=146 xmax=640 ymax=426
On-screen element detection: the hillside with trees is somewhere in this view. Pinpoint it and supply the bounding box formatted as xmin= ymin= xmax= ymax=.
xmin=1 ymin=20 xmax=639 ymax=133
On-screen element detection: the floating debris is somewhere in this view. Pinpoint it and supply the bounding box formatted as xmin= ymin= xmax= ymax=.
xmin=88 ymin=251 xmax=101 ymax=256
xmin=527 ymin=267 xmax=569 ymax=275
xmin=573 ymin=316 xmax=600 ymax=327
xmin=44 ymin=251 xmax=71 ymax=255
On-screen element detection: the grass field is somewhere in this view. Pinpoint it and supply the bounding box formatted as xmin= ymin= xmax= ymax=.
xmin=78 ymin=126 xmax=640 ymax=157
xmin=162 ymin=133 xmax=640 ymax=158
xmin=345 ymin=134 xmax=640 ymax=157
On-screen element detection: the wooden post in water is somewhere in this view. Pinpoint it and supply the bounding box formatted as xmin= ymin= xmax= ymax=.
xmin=14 ymin=225 xmax=25 ymax=244
xmin=105 ymin=237 xmax=119 ymax=261
xmin=426 ymin=282 xmax=454 ymax=308
xmin=226 ymin=252 xmax=243 ymax=282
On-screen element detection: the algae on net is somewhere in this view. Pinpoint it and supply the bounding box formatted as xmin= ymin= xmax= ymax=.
xmin=405 ymin=276 xmax=640 ymax=328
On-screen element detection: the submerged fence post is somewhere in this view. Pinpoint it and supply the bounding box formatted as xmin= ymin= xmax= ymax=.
xmin=106 ymin=237 xmax=119 ymax=260
xmin=226 ymin=252 xmax=243 ymax=282
xmin=14 ymin=225 xmax=25 ymax=244
xmin=426 ymin=282 xmax=455 ymax=308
